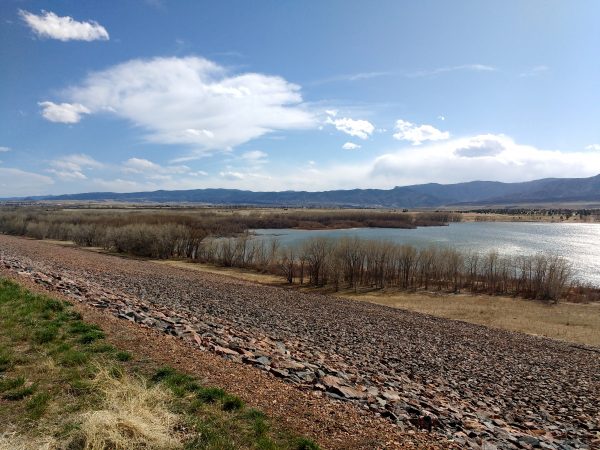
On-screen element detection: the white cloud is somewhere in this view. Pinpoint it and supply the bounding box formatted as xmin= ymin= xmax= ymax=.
xmin=39 ymin=101 xmax=90 ymax=123
xmin=122 ymin=157 xmax=198 ymax=178
xmin=342 ymin=142 xmax=361 ymax=150
xmin=0 ymin=146 xmax=10 ymax=152
xmin=240 ymin=150 xmax=268 ymax=162
xmin=213 ymin=135 xmax=600 ymax=192
xmin=47 ymin=56 xmax=314 ymax=154
xmin=0 ymin=168 xmax=54 ymax=196
xmin=437 ymin=115 xmax=446 ymax=121
xmin=220 ymin=171 xmax=245 ymax=180
xmin=326 ymin=116 xmax=374 ymax=140
xmin=370 ymin=134 xmax=600 ymax=186
xmin=406 ymin=64 xmax=496 ymax=78
xmin=585 ymin=144 xmax=600 ymax=151
xmin=122 ymin=158 xmax=161 ymax=173
xmin=392 ymin=119 xmax=450 ymax=145
xmin=11 ymin=134 xmax=600 ymax=195
xmin=19 ymin=10 xmax=109 ymax=41
xmin=48 ymin=154 xmax=103 ymax=180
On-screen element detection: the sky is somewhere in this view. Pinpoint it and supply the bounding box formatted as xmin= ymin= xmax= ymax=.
xmin=1 ymin=0 xmax=600 ymax=197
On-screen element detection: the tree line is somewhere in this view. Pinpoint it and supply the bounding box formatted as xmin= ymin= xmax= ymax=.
xmin=0 ymin=208 xmax=458 ymax=260
xmin=0 ymin=208 xmax=584 ymax=302
xmin=197 ymin=236 xmax=574 ymax=302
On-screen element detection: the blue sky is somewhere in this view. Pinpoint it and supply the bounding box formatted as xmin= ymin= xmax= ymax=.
xmin=1 ymin=0 xmax=600 ymax=196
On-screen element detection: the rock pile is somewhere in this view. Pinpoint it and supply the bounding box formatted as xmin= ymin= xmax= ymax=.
xmin=1 ymin=243 xmax=598 ymax=450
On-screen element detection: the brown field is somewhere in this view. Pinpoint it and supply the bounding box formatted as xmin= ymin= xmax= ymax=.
xmin=157 ymin=260 xmax=600 ymax=347
xmin=343 ymin=291 xmax=600 ymax=347
xmin=459 ymin=212 xmax=598 ymax=223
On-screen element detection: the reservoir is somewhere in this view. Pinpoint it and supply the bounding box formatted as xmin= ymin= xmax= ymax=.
xmin=253 ymin=222 xmax=600 ymax=286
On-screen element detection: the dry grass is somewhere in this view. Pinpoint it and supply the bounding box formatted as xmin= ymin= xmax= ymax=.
xmin=154 ymin=260 xmax=284 ymax=284
xmin=80 ymin=368 xmax=181 ymax=450
xmin=0 ymin=278 xmax=320 ymax=450
xmin=340 ymin=291 xmax=600 ymax=347
xmin=167 ymin=261 xmax=600 ymax=347
xmin=0 ymin=433 xmax=56 ymax=450
xmin=459 ymin=212 xmax=595 ymax=223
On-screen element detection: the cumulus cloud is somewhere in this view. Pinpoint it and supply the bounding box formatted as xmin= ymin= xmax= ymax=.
xmin=370 ymin=134 xmax=600 ymax=186
xmin=392 ymin=119 xmax=450 ymax=145
xmin=453 ymin=136 xmax=504 ymax=157
xmin=45 ymin=56 xmax=314 ymax=153
xmin=585 ymin=144 xmax=600 ymax=151
xmin=39 ymin=101 xmax=90 ymax=123
xmin=48 ymin=154 xmax=103 ymax=180
xmin=11 ymin=134 xmax=600 ymax=195
xmin=326 ymin=115 xmax=374 ymax=140
xmin=342 ymin=142 xmax=361 ymax=150
xmin=122 ymin=157 xmax=201 ymax=178
xmin=219 ymin=171 xmax=245 ymax=180
xmin=0 ymin=168 xmax=54 ymax=196
xmin=122 ymin=158 xmax=161 ymax=173
xmin=19 ymin=10 xmax=109 ymax=41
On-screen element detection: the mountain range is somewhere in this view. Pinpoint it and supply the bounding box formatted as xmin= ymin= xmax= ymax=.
xmin=9 ymin=174 xmax=600 ymax=208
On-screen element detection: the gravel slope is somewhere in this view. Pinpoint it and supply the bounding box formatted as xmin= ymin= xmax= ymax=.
xmin=1 ymin=235 xmax=598 ymax=450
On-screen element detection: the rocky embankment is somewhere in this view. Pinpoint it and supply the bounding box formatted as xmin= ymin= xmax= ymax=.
xmin=0 ymin=237 xmax=598 ymax=450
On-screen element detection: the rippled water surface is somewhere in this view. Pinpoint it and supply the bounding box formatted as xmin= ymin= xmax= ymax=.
xmin=253 ymin=222 xmax=600 ymax=285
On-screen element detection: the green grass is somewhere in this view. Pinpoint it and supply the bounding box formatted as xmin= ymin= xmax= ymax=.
xmin=3 ymin=384 xmax=36 ymax=400
xmin=0 ymin=277 xmax=320 ymax=450
xmin=0 ymin=349 xmax=12 ymax=372
xmin=0 ymin=376 xmax=25 ymax=392
xmin=26 ymin=391 xmax=51 ymax=419
xmin=114 ymin=350 xmax=131 ymax=361
xmin=196 ymin=386 xmax=227 ymax=403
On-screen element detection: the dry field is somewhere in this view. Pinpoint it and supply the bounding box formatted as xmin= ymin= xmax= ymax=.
xmin=343 ymin=291 xmax=600 ymax=347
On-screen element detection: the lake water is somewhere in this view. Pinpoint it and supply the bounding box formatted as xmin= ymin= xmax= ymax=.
xmin=253 ymin=222 xmax=600 ymax=285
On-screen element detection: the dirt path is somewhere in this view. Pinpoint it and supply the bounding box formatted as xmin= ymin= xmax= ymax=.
xmin=1 ymin=235 xmax=598 ymax=449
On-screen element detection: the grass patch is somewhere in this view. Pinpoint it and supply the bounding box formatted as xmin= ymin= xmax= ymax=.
xmin=115 ymin=350 xmax=132 ymax=361
xmin=196 ymin=386 xmax=226 ymax=404
xmin=294 ymin=438 xmax=321 ymax=450
xmin=3 ymin=384 xmax=36 ymax=400
xmin=0 ymin=349 xmax=12 ymax=372
xmin=60 ymin=349 xmax=89 ymax=366
xmin=0 ymin=376 xmax=25 ymax=392
xmin=0 ymin=277 xmax=320 ymax=449
xmin=222 ymin=394 xmax=244 ymax=411
xmin=26 ymin=391 xmax=51 ymax=419
xmin=33 ymin=324 xmax=60 ymax=344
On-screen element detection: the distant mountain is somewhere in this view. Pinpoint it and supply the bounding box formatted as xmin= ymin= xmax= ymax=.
xmin=8 ymin=174 xmax=600 ymax=208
